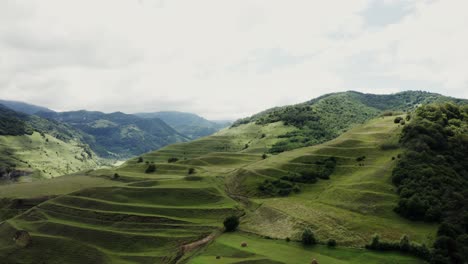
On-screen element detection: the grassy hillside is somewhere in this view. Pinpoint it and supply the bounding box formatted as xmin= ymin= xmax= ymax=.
xmin=3 ymin=92 xmax=465 ymax=263
xmin=228 ymin=116 xmax=436 ymax=246
xmin=38 ymin=110 xmax=188 ymax=158
xmin=0 ymin=132 xmax=99 ymax=179
xmin=0 ymin=106 xmax=101 ymax=180
xmin=0 ymin=114 xmax=438 ymax=263
xmin=136 ymin=111 xmax=230 ymax=139
xmin=233 ymin=91 xmax=467 ymax=153
xmin=189 ymin=233 xmax=425 ymax=264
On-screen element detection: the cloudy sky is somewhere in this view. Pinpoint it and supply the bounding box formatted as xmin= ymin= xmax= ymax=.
xmin=0 ymin=0 xmax=467 ymax=120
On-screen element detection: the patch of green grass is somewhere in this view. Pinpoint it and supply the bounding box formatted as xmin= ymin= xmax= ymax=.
xmin=189 ymin=232 xmax=425 ymax=264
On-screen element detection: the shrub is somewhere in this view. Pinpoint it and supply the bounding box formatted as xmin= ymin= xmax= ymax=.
xmin=394 ymin=117 xmax=403 ymax=123
xmin=301 ymin=228 xmax=316 ymax=245
xmin=223 ymin=216 xmax=239 ymax=232
xmin=168 ymin=157 xmax=179 ymax=163
xmin=399 ymin=235 xmax=410 ymax=252
xmin=145 ymin=164 xmax=156 ymax=173
xmin=399 ymin=119 xmax=406 ymax=125
xmin=188 ymin=168 xmax=196 ymax=175
xmin=356 ymin=156 xmax=366 ymax=162
xmin=262 ymin=153 xmax=267 ymax=159
xmin=286 ymin=237 xmax=291 ymax=242
xmin=327 ymin=239 xmax=337 ymax=247
xmin=137 ymin=157 xmax=144 ymax=163
xmin=112 ymin=173 xmax=120 ymax=179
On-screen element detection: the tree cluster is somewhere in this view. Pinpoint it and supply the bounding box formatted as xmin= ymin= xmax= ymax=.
xmin=391 ymin=103 xmax=468 ymax=263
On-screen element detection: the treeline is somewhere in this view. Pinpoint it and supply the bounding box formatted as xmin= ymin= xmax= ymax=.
xmin=391 ymin=103 xmax=468 ymax=263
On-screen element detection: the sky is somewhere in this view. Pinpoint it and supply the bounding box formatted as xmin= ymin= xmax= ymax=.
xmin=0 ymin=0 xmax=467 ymax=120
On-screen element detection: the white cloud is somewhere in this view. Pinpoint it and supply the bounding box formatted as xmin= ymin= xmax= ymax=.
xmin=0 ymin=0 xmax=467 ymax=120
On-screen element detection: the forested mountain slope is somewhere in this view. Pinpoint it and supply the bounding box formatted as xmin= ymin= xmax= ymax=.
xmin=136 ymin=111 xmax=230 ymax=139
xmin=38 ymin=110 xmax=188 ymax=158
xmin=233 ymin=91 xmax=466 ymax=153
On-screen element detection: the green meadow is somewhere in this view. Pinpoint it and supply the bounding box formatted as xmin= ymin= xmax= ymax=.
xmin=0 ymin=116 xmax=436 ymax=263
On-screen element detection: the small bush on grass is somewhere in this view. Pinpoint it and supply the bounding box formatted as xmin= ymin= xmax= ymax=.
xmin=168 ymin=157 xmax=179 ymax=163
xmin=394 ymin=117 xmax=403 ymax=123
xmin=327 ymin=239 xmax=337 ymax=247
xmin=223 ymin=216 xmax=239 ymax=232
xmin=145 ymin=164 xmax=156 ymax=173
xmin=301 ymin=228 xmax=316 ymax=245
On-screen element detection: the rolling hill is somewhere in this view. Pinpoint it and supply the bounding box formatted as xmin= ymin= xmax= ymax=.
xmin=0 ymin=105 xmax=102 ymax=180
xmin=0 ymin=91 xmax=466 ymax=263
xmin=136 ymin=111 xmax=230 ymax=139
xmin=0 ymin=105 xmax=100 ymax=179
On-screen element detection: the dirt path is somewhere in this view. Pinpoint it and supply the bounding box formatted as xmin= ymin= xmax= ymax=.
xmin=181 ymin=233 xmax=217 ymax=253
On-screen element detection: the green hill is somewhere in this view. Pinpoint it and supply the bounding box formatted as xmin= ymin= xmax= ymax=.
xmin=233 ymin=90 xmax=466 ymax=153
xmin=136 ymin=111 xmax=230 ymax=139
xmin=0 ymin=115 xmax=433 ymax=263
xmin=0 ymin=91 xmax=466 ymax=263
xmin=0 ymin=106 xmax=100 ymax=180
xmin=38 ymin=110 xmax=189 ymax=158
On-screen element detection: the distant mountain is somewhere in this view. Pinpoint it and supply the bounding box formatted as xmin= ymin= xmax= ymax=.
xmin=0 ymin=99 xmax=54 ymax=115
xmin=135 ymin=111 xmax=231 ymax=139
xmin=38 ymin=110 xmax=189 ymax=158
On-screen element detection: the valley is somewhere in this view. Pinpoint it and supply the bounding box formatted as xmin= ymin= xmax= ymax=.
xmin=0 ymin=91 xmax=466 ymax=263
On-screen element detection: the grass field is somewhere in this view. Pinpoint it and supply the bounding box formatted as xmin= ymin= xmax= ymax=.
xmin=0 ymin=116 xmax=436 ymax=263
xmin=232 ymin=117 xmax=436 ymax=246
xmin=189 ymin=232 xmax=426 ymax=264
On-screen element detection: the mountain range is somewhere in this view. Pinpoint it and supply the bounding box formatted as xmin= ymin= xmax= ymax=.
xmin=0 ymin=90 xmax=467 ymax=264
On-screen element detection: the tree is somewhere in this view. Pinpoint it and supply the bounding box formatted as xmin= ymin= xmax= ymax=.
xmin=137 ymin=157 xmax=144 ymax=163
xmin=327 ymin=239 xmax=337 ymax=247
xmin=145 ymin=164 xmax=156 ymax=173
xmin=399 ymin=235 xmax=410 ymax=252
xmin=394 ymin=116 xmax=403 ymax=123
xmin=168 ymin=157 xmax=179 ymax=163
xmin=188 ymin=168 xmax=196 ymax=175
xmin=223 ymin=216 xmax=239 ymax=232
xmin=262 ymin=153 xmax=267 ymax=159
xmin=301 ymin=228 xmax=316 ymax=245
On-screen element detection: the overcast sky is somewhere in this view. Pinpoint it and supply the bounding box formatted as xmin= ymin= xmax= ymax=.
xmin=0 ymin=0 xmax=467 ymax=120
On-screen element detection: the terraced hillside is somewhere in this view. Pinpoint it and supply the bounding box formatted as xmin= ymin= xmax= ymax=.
xmin=0 ymin=114 xmax=437 ymax=263
xmin=228 ymin=116 xmax=436 ymax=245
xmin=0 ymin=176 xmax=239 ymax=263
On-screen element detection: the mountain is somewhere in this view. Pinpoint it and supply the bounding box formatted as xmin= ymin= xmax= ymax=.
xmin=135 ymin=111 xmax=230 ymax=139
xmin=0 ymin=105 xmax=100 ymax=179
xmin=0 ymin=99 xmax=54 ymax=115
xmin=233 ymin=90 xmax=467 ymax=153
xmin=37 ymin=110 xmax=189 ymax=158
xmin=0 ymin=91 xmax=467 ymax=264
